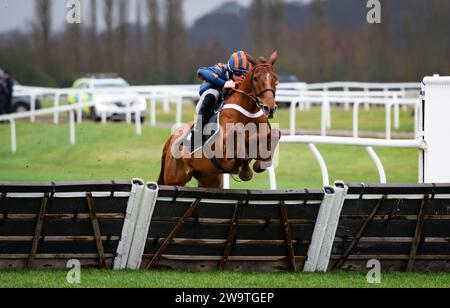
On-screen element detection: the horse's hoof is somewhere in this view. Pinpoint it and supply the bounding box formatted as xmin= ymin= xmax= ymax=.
xmin=253 ymin=161 xmax=271 ymax=174
xmin=253 ymin=161 xmax=265 ymax=174
xmin=239 ymin=169 xmax=253 ymax=182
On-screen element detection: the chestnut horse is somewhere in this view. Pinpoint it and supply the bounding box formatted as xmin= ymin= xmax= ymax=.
xmin=158 ymin=52 xmax=280 ymax=188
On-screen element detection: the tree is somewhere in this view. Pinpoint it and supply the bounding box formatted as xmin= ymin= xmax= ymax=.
xmin=34 ymin=0 xmax=52 ymax=50
xmin=268 ymin=0 xmax=284 ymax=52
xmin=249 ymin=0 xmax=265 ymax=55
xmin=117 ymin=0 xmax=129 ymax=75
xmin=103 ymin=0 xmax=114 ymax=68
xmin=90 ymin=0 xmax=97 ymax=34
xmin=364 ymin=0 xmax=392 ymax=81
xmin=34 ymin=0 xmax=52 ymax=71
xmin=148 ymin=0 xmax=161 ymax=81
xmin=136 ymin=0 xmax=143 ymax=51
xmin=424 ymin=0 xmax=450 ymax=71
xmin=165 ymin=0 xmax=186 ymax=83
xmin=311 ymin=0 xmax=326 ymax=23
xmin=304 ymin=0 xmax=334 ymax=81
xmin=89 ymin=0 xmax=98 ymax=69
xmin=65 ymin=21 xmax=83 ymax=75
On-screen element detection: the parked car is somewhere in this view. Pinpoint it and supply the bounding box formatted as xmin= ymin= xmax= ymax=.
xmin=278 ymin=74 xmax=302 ymax=83
xmin=68 ymin=75 xmax=147 ymax=122
xmin=0 ymin=68 xmax=41 ymax=113
xmin=11 ymin=81 xmax=42 ymax=113
xmin=275 ymin=74 xmax=307 ymax=108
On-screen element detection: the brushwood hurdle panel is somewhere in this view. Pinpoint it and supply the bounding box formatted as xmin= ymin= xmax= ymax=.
xmin=328 ymin=183 xmax=450 ymax=272
xmin=142 ymin=186 xmax=329 ymax=272
xmin=0 ymin=181 xmax=449 ymax=272
xmin=0 ymin=181 xmax=136 ymax=269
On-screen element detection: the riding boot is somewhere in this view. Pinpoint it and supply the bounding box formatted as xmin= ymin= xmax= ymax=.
xmin=194 ymin=93 xmax=217 ymax=133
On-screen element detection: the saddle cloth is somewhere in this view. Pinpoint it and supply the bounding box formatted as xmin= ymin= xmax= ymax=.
xmin=181 ymin=110 xmax=221 ymax=155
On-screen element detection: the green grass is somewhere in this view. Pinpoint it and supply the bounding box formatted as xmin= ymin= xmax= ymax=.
xmin=0 ymin=121 xmax=418 ymax=187
xmin=0 ymin=270 xmax=448 ymax=288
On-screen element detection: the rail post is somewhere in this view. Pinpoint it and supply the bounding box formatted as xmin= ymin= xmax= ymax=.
xmin=364 ymin=87 xmax=370 ymax=111
xmin=290 ymin=100 xmax=298 ymax=136
xmin=101 ymin=109 xmax=107 ymax=124
xmin=308 ymin=143 xmax=330 ymax=187
xmin=223 ymin=174 xmax=230 ymax=189
xmin=135 ymin=104 xmax=142 ymax=137
xmin=126 ymin=101 xmax=132 ymax=124
xmin=77 ymin=91 xmax=83 ymax=124
xmin=10 ymin=119 xmax=16 ymax=154
xmin=325 ymin=89 xmax=331 ymax=129
xmin=366 ymin=147 xmax=387 ymax=184
xmin=352 ymin=100 xmax=360 ymax=138
xmin=150 ymin=94 xmax=156 ymax=127
xmin=69 ymin=110 xmax=76 ymax=145
xmin=163 ymin=97 xmax=170 ymax=113
xmin=385 ymin=101 xmax=392 ymax=140
xmin=30 ymin=92 xmax=36 ymax=123
xmin=53 ymin=91 xmax=60 ymax=125
xmin=394 ymin=94 xmax=400 ymax=130
xmin=344 ymin=86 xmax=350 ymax=111
xmin=175 ymin=96 xmax=183 ymax=127
xmin=321 ymin=92 xmax=330 ymax=136
xmin=268 ymin=166 xmax=277 ymax=190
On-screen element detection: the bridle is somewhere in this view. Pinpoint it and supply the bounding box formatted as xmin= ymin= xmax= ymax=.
xmin=231 ymin=63 xmax=277 ymax=113
xmin=210 ymin=63 xmax=277 ymax=174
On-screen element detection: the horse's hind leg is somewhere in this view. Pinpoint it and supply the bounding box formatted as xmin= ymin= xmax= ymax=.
xmin=195 ymin=173 xmax=223 ymax=189
xmin=159 ymin=131 xmax=194 ymax=186
xmin=162 ymin=151 xmax=193 ymax=187
xmin=163 ymin=157 xmax=193 ymax=186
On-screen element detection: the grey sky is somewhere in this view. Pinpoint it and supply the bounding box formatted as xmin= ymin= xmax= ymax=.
xmin=0 ymin=0 xmax=308 ymax=33
xmin=0 ymin=0 xmax=256 ymax=33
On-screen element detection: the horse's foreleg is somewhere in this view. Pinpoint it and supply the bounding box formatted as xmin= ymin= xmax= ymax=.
xmin=254 ymin=128 xmax=281 ymax=173
xmin=238 ymin=161 xmax=253 ymax=181
xmin=195 ymin=173 xmax=223 ymax=189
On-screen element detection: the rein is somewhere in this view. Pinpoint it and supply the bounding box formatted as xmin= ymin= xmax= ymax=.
xmin=210 ymin=64 xmax=276 ymax=174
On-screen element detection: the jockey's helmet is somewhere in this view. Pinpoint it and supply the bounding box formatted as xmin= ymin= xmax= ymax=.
xmin=228 ymin=51 xmax=253 ymax=75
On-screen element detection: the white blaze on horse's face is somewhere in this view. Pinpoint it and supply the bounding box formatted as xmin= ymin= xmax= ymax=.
xmin=254 ymin=66 xmax=278 ymax=119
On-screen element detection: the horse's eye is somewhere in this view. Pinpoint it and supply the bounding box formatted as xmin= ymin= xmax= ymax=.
xmin=275 ymin=80 xmax=279 ymax=86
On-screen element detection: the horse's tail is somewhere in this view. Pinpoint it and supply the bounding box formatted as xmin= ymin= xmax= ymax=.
xmin=158 ymin=137 xmax=171 ymax=185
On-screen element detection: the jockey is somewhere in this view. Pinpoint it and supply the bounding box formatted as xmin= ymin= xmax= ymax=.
xmin=194 ymin=51 xmax=253 ymax=131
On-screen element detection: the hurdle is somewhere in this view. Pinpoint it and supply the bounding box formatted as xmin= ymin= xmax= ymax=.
xmin=1 ymin=180 xmax=449 ymax=272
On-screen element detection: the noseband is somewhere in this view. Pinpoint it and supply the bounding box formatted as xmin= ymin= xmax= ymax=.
xmin=232 ymin=64 xmax=277 ymax=113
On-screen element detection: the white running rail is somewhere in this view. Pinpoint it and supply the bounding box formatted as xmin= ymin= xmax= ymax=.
xmin=270 ymin=135 xmax=427 ymax=188
xmin=0 ymin=100 xmax=144 ymax=154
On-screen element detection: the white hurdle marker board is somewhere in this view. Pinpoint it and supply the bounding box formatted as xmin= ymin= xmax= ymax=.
xmin=421 ymin=75 xmax=450 ymax=183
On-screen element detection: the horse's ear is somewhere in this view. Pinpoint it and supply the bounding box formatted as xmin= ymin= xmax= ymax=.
xmin=269 ymin=51 xmax=278 ymax=65
xmin=246 ymin=53 xmax=257 ymax=66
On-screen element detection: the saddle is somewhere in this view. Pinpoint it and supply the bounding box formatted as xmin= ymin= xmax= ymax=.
xmin=181 ymin=106 xmax=221 ymax=155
